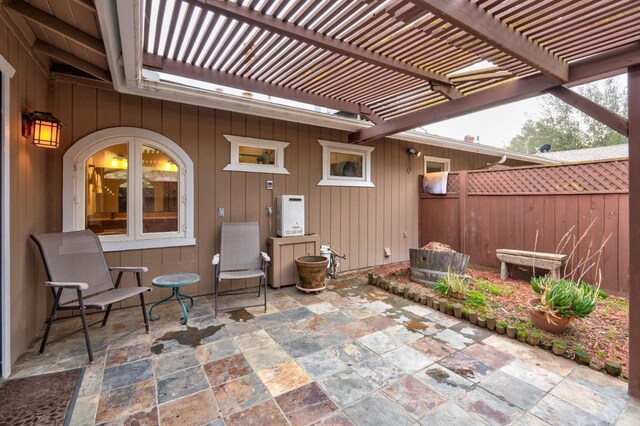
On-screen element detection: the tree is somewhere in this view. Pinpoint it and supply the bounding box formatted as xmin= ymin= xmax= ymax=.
xmin=506 ymin=77 xmax=628 ymax=154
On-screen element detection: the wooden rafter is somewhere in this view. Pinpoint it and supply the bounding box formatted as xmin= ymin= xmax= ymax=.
xmin=33 ymin=40 xmax=111 ymax=82
xmin=411 ymin=0 xmax=569 ymax=82
xmin=3 ymin=0 xmax=105 ymax=56
xmin=143 ymin=53 xmax=372 ymax=118
xmin=349 ymin=42 xmax=640 ymax=143
xmin=546 ymin=86 xmax=628 ymax=136
xmin=188 ymin=0 xmax=463 ymax=99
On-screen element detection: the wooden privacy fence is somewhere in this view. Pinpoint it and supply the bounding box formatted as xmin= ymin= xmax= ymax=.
xmin=419 ymin=160 xmax=630 ymax=296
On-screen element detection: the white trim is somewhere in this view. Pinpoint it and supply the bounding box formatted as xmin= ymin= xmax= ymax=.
xmin=222 ymin=134 xmax=290 ymax=175
xmin=317 ymin=140 xmax=375 ymax=187
xmin=423 ymin=156 xmax=451 ymax=173
xmin=94 ymin=0 xmax=555 ymax=167
xmin=63 ymin=127 xmax=195 ymax=251
xmin=0 ymin=54 xmax=15 ymax=378
xmin=102 ymin=237 xmax=196 ymax=252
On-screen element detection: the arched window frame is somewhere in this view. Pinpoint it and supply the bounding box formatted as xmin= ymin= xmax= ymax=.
xmin=63 ymin=127 xmax=195 ymax=252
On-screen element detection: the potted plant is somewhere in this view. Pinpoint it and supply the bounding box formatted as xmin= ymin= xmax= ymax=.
xmin=552 ymin=341 xmax=566 ymax=356
xmin=434 ymin=270 xmax=468 ymax=300
xmin=506 ymin=324 xmax=517 ymax=338
xmin=496 ymin=321 xmax=507 ymax=335
xmin=528 ymin=275 xmax=599 ymax=334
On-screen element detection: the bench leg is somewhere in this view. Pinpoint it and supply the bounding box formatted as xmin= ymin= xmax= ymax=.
xmin=550 ymin=268 xmax=561 ymax=280
xmin=500 ymin=262 xmax=509 ymax=280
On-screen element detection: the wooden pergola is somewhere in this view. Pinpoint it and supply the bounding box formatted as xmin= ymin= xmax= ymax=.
xmin=2 ymin=0 xmax=640 ymax=398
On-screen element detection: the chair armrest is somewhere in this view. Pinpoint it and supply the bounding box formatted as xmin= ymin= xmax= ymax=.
xmin=109 ymin=266 xmax=149 ymax=273
xmin=261 ymin=252 xmax=271 ymax=263
xmin=212 ymin=254 xmax=220 ymax=265
xmin=46 ymin=281 xmax=89 ymax=290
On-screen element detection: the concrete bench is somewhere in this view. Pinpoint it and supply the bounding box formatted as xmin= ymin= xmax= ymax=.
xmin=496 ymin=249 xmax=567 ymax=280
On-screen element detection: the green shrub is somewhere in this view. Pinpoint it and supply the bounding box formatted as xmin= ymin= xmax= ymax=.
xmin=435 ymin=270 xmax=469 ymax=298
xmin=530 ymin=276 xmax=599 ymax=319
xmin=476 ymin=279 xmax=513 ymax=296
xmin=464 ymin=290 xmax=487 ymax=309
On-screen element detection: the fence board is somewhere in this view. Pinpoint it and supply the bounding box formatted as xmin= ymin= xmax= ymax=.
xmin=419 ymin=160 xmax=630 ymax=296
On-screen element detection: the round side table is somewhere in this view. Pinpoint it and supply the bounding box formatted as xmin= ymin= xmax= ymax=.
xmin=149 ymin=273 xmax=200 ymax=325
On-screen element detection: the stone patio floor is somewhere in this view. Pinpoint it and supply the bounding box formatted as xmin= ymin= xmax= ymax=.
xmin=9 ymin=277 xmax=639 ymax=426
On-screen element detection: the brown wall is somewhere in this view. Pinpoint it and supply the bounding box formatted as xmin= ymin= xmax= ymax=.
xmin=50 ymin=78 xmax=529 ymax=311
xmin=0 ymin=26 xmax=51 ymax=365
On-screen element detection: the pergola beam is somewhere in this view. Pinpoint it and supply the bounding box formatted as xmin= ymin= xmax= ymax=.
xmin=546 ymin=86 xmax=628 ymax=136
xmin=143 ymin=53 xmax=371 ymax=118
xmin=4 ymin=0 xmax=106 ymax=56
xmin=33 ymin=40 xmax=111 ymax=82
xmin=411 ymin=0 xmax=569 ymax=82
xmin=349 ymin=42 xmax=640 ymax=143
xmin=628 ymin=64 xmax=640 ymax=399
xmin=190 ymin=0 xmax=462 ymax=99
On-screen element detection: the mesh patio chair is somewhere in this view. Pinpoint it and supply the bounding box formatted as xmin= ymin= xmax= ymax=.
xmin=212 ymin=222 xmax=270 ymax=317
xmin=30 ymin=230 xmax=151 ymax=362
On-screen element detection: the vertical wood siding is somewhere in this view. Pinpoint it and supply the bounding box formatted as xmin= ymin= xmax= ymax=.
xmin=0 ymin=27 xmax=50 ymax=365
xmin=50 ymin=80 xmax=529 ymax=310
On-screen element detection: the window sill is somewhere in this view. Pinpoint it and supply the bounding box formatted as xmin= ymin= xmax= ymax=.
xmin=317 ymin=179 xmax=375 ymax=188
xmin=101 ymin=237 xmax=197 ymax=252
xmin=223 ymin=163 xmax=290 ymax=174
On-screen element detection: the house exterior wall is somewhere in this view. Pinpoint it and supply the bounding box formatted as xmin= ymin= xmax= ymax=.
xmin=48 ymin=78 xmax=532 ymax=312
xmin=0 ymin=25 xmax=51 ymax=365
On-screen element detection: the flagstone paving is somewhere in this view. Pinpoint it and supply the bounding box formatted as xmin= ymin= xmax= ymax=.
xmin=9 ymin=277 xmax=637 ymax=425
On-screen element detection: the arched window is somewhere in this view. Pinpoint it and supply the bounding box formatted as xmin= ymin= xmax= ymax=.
xmin=63 ymin=127 xmax=195 ymax=251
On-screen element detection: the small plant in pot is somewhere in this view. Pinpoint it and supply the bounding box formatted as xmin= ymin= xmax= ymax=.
xmin=496 ymin=321 xmax=507 ymax=335
xmin=434 ymin=270 xmax=468 ymax=300
xmin=528 ymin=275 xmax=599 ymax=334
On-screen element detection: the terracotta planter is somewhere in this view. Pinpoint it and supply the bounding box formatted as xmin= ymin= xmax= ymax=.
xmin=451 ymin=292 xmax=464 ymax=300
xmin=527 ymin=298 xmax=572 ymax=334
xmin=295 ymin=256 xmax=328 ymax=290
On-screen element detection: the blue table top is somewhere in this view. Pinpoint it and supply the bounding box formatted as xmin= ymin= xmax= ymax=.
xmin=152 ymin=273 xmax=200 ymax=287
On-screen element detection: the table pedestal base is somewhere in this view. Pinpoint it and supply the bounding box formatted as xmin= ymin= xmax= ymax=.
xmin=149 ymin=287 xmax=194 ymax=325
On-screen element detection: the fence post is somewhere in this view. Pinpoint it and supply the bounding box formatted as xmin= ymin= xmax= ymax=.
xmin=459 ymin=171 xmax=468 ymax=254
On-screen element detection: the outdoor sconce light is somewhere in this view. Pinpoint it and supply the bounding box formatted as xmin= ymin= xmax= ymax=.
xmin=22 ymin=111 xmax=62 ymax=149
xmin=407 ymin=147 xmax=422 ymax=157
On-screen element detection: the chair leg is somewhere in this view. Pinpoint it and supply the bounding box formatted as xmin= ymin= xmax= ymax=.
xmin=214 ymin=277 xmax=219 ymax=318
xmin=139 ymin=291 xmax=150 ymax=332
xmin=101 ymin=304 xmax=114 ymax=327
xmin=40 ymin=288 xmax=63 ymax=354
xmin=76 ymin=290 xmax=94 ymax=363
xmin=263 ymin=275 xmax=268 ymax=313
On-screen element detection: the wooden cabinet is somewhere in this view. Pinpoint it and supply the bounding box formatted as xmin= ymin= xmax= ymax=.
xmin=267 ymin=235 xmax=320 ymax=288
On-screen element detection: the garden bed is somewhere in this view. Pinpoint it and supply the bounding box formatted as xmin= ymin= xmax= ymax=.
xmin=345 ymin=262 xmax=629 ymax=378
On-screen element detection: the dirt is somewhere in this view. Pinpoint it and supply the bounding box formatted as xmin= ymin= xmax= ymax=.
xmin=347 ymin=261 xmax=630 ymax=376
xmin=420 ymin=241 xmax=456 ymax=252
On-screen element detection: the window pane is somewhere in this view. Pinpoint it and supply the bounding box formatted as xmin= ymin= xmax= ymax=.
xmin=142 ymin=146 xmax=179 ymax=233
xmin=85 ymin=144 xmax=128 ymax=236
xmin=426 ymin=162 xmax=447 ymax=173
xmin=330 ymin=151 xmax=363 ymax=178
xmin=239 ymin=145 xmax=276 ymax=165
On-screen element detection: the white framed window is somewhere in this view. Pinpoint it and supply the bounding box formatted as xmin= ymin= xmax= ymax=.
xmin=63 ymin=127 xmax=195 ymax=252
xmin=223 ymin=134 xmax=289 ymax=174
xmin=317 ymin=140 xmax=374 ymax=187
xmin=424 ymin=156 xmax=451 ymax=173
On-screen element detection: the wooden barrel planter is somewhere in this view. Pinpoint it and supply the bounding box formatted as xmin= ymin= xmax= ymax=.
xmin=409 ymin=248 xmax=470 ymax=287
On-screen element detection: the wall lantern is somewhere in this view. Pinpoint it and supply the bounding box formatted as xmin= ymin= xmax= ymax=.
xmin=406 ymin=147 xmax=422 ymax=157
xmin=22 ymin=111 xmax=62 ymax=148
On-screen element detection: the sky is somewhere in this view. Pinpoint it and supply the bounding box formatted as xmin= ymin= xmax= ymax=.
xmin=424 ymin=74 xmax=628 ymax=149
xmin=423 ymin=97 xmax=542 ymax=148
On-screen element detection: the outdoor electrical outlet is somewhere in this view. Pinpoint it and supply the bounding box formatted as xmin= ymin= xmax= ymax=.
xmin=217 ymin=208 xmax=224 ymax=217
xmin=266 ymin=206 xmax=273 ymax=216
xmin=266 ymin=180 xmax=274 ymax=190
xmin=403 ymin=231 xmax=407 ymax=238
xmin=384 ymin=247 xmax=391 ymax=257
